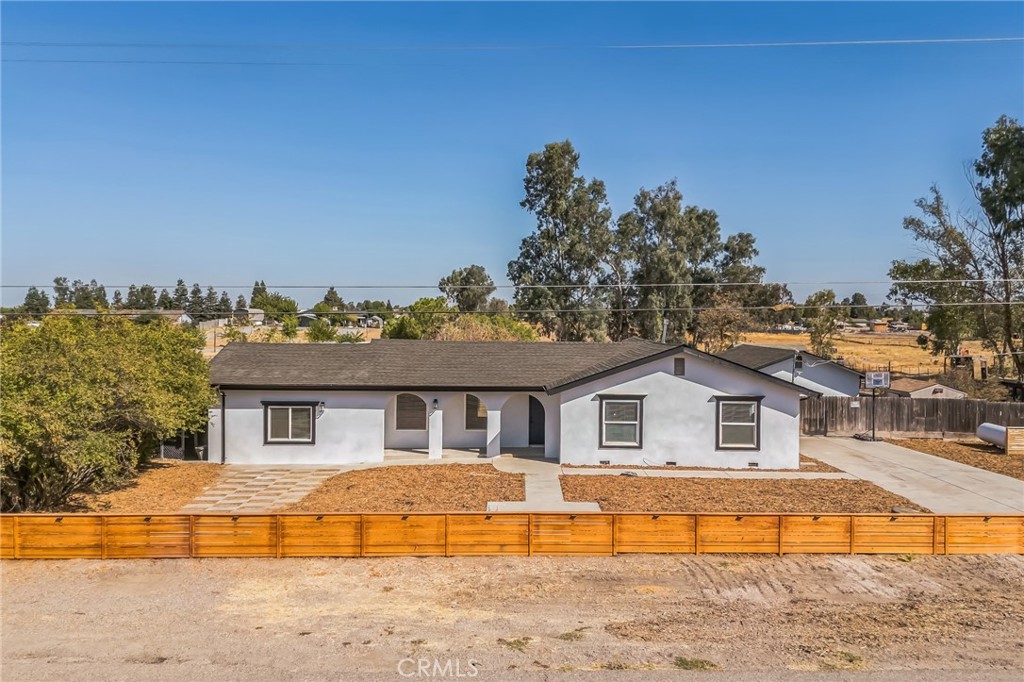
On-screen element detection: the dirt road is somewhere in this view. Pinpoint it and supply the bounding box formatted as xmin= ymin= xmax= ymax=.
xmin=2 ymin=555 xmax=1022 ymax=681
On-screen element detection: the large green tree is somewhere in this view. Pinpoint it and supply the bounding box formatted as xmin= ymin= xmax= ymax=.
xmin=507 ymin=141 xmax=613 ymax=341
xmin=382 ymin=297 xmax=452 ymax=340
xmin=439 ymin=264 xmax=496 ymax=312
xmin=889 ymin=116 xmax=1023 ymax=377
xmin=21 ymin=287 xmax=50 ymax=316
xmin=1 ymin=316 xmax=213 ymax=511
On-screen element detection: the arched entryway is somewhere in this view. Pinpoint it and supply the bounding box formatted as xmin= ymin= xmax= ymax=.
xmin=528 ymin=396 xmax=545 ymax=446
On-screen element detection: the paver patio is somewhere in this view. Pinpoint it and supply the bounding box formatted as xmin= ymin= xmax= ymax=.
xmin=179 ymin=466 xmax=342 ymax=513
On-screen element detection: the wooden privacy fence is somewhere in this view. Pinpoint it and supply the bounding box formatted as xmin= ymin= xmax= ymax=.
xmin=801 ymin=397 xmax=1024 ymax=437
xmin=1 ymin=513 xmax=1021 ymax=559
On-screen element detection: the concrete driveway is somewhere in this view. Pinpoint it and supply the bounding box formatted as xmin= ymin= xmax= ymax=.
xmin=802 ymin=437 xmax=1024 ymax=514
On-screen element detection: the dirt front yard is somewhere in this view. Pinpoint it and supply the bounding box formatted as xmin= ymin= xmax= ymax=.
xmin=2 ymin=555 xmax=1021 ymax=680
xmin=890 ymin=438 xmax=1024 ymax=480
xmin=67 ymin=460 xmax=222 ymax=513
xmin=561 ymin=477 xmax=928 ymax=513
xmin=285 ymin=464 xmax=525 ymax=513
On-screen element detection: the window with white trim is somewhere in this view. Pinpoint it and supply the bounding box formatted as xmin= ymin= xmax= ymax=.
xmin=717 ymin=399 xmax=759 ymax=449
xmin=599 ymin=397 xmax=643 ymax=448
xmin=266 ymin=405 xmax=314 ymax=443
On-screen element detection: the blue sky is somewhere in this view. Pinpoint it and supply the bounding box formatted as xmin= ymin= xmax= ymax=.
xmin=2 ymin=2 xmax=1022 ymax=308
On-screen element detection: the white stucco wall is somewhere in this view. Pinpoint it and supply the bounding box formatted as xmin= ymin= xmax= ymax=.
xmin=557 ymin=353 xmax=802 ymax=469
xmin=762 ymin=358 xmax=861 ymax=397
xmin=213 ymin=389 xmax=559 ymax=464
xmin=217 ymin=389 xmax=388 ymax=465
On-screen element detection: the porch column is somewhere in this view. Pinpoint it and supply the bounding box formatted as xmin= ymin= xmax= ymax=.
xmin=482 ymin=395 xmax=511 ymax=457
xmin=543 ymin=396 xmax=560 ymax=460
xmin=428 ymin=400 xmax=443 ymax=459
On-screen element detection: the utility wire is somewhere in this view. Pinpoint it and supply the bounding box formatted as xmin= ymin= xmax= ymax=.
xmin=5 ymin=301 xmax=1024 ymax=317
xmin=5 ymin=279 xmax=1023 ymax=290
xmin=4 ymin=36 xmax=1021 ymax=51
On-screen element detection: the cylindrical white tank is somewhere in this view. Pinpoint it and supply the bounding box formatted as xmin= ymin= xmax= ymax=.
xmin=976 ymin=422 xmax=1006 ymax=449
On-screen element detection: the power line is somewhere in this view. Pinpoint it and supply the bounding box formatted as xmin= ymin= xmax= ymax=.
xmin=4 ymin=36 xmax=1021 ymax=51
xmin=5 ymin=279 xmax=1023 ymax=290
xmin=5 ymin=301 xmax=1023 ymax=317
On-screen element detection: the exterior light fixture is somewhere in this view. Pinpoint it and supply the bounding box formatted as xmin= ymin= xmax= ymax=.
xmin=432 ymin=399 xmax=439 ymax=410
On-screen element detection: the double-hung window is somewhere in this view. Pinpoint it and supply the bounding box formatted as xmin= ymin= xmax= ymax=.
xmin=716 ymin=398 xmax=761 ymax=450
xmin=599 ymin=396 xmax=643 ymax=448
xmin=264 ymin=403 xmax=315 ymax=444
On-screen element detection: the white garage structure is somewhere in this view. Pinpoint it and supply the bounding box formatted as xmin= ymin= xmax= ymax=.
xmin=208 ymin=338 xmax=816 ymax=469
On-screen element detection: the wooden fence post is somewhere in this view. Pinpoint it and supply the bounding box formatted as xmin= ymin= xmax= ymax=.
xmin=694 ymin=515 xmax=701 ymax=556
xmin=100 ymin=516 xmax=108 ymax=560
xmin=444 ymin=515 xmax=450 ymax=558
xmin=359 ymin=514 xmax=366 ymax=557
xmin=849 ymin=516 xmax=856 ymax=555
xmin=275 ymin=515 xmax=282 ymax=559
xmin=12 ymin=516 xmax=20 ymax=560
xmin=188 ymin=515 xmax=195 ymax=558
xmin=611 ymin=515 xmax=618 ymax=557
xmin=944 ymin=516 xmax=950 ymax=556
xmin=778 ymin=515 xmax=784 ymax=556
xmin=527 ymin=513 xmax=533 ymax=557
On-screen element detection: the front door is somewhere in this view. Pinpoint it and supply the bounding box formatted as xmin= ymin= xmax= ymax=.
xmin=528 ymin=396 xmax=545 ymax=446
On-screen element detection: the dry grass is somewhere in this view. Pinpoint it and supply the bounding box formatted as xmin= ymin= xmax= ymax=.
xmin=284 ymin=464 xmax=525 ymax=513
xmin=743 ymin=331 xmax=988 ymax=370
xmin=68 ymin=460 xmax=223 ymax=513
xmin=890 ymin=438 xmax=1024 ymax=481
xmin=560 ymin=477 xmax=928 ymax=513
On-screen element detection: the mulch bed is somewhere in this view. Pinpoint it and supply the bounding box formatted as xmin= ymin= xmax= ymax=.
xmin=889 ymin=438 xmax=1024 ymax=481
xmin=67 ymin=460 xmax=223 ymax=513
xmin=561 ymin=456 xmax=841 ymax=473
xmin=285 ymin=464 xmax=525 ymax=513
xmin=560 ymin=477 xmax=929 ymax=513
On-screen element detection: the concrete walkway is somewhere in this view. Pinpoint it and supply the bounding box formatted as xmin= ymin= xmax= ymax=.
xmin=179 ymin=466 xmax=342 ymax=513
xmin=801 ymin=436 xmax=1024 ymax=514
xmin=562 ymin=468 xmax=855 ymax=479
xmin=488 ymin=457 xmax=600 ymax=512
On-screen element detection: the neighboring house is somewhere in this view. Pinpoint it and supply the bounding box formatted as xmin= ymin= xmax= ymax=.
xmin=207 ymin=338 xmax=816 ymax=469
xmin=297 ymin=312 xmax=320 ymax=328
xmin=233 ymin=307 xmax=265 ymax=325
xmin=888 ymin=378 xmax=966 ymax=399
xmin=717 ymin=344 xmax=862 ymax=397
xmin=66 ymin=308 xmax=193 ymax=325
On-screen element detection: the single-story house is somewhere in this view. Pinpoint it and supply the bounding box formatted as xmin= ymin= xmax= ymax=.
xmin=67 ymin=308 xmax=194 ymax=325
xmin=207 ymin=338 xmax=817 ymax=469
xmin=233 ymin=307 xmax=265 ymax=325
xmin=887 ymin=378 xmax=966 ymax=399
xmin=297 ymin=312 xmax=320 ymax=328
xmin=717 ymin=344 xmax=862 ymax=397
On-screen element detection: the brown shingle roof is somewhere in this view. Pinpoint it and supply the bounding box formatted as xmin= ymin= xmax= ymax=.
xmin=209 ymin=338 xmax=673 ymax=391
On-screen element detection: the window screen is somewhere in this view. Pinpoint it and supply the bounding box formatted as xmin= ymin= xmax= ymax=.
xmin=266 ymin=405 xmax=314 ymax=443
xmin=600 ymin=398 xmax=642 ymax=447
xmin=718 ymin=400 xmax=759 ymax=449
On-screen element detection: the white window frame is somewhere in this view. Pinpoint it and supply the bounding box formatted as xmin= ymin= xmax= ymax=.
xmin=265 ymin=405 xmax=314 ymax=444
xmin=716 ymin=398 xmax=760 ymax=450
xmin=599 ymin=396 xmax=643 ymax=449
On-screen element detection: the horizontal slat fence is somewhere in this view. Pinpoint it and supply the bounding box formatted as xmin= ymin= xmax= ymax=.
xmin=801 ymin=397 xmax=1024 ymax=437
xmin=1 ymin=513 xmax=1020 ymax=559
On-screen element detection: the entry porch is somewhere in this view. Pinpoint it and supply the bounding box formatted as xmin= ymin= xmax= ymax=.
xmin=383 ymin=391 xmax=560 ymax=460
